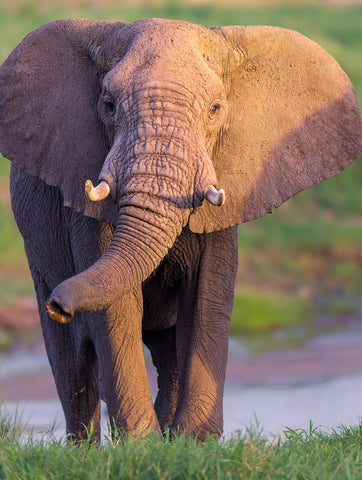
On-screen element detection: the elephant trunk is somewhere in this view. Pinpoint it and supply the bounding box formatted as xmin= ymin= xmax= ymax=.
xmin=46 ymin=200 xmax=188 ymax=324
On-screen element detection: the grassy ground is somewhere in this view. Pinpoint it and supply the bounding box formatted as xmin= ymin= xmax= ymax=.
xmin=0 ymin=408 xmax=362 ymax=479
xmin=0 ymin=1 xmax=361 ymax=337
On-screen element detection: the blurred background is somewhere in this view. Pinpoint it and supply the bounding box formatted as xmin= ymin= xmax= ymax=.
xmin=0 ymin=0 xmax=361 ymax=436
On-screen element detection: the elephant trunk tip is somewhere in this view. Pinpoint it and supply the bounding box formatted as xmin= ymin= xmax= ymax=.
xmin=46 ymin=298 xmax=74 ymax=324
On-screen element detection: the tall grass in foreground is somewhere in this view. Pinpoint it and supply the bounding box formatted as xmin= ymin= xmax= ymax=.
xmin=0 ymin=410 xmax=362 ymax=480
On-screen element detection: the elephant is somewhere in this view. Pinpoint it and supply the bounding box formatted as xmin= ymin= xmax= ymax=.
xmin=0 ymin=18 xmax=361 ymax=442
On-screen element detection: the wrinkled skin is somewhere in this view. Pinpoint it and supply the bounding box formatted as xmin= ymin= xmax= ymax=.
xmin=0 ymin=18 xmax=361 ymax=441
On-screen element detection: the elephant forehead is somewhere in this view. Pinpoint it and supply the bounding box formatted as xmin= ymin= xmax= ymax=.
xmin=130 ymin=19 xmax=215 ymax=54
xmin=106 ymin=20 xmax=227 ymax=90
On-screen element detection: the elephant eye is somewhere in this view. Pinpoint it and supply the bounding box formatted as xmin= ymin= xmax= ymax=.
xmin=210 ymin=102 xmax=221 ymax=115
xmin=104 ymin=98 xmax=116 ymax=115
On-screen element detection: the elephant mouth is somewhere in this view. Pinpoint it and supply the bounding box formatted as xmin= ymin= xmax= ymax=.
xmin=46 ymin=299 xmax=74 ymax=324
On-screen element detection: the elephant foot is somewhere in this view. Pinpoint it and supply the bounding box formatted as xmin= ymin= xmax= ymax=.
xmin=107 ymin=406 xmax=161 ymax=438
xmin=171 ymin=409 xmax=223 ymax=441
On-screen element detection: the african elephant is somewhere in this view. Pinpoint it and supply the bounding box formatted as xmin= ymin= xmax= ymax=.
xmin=0 ymin=18 xmax=361 ymax=441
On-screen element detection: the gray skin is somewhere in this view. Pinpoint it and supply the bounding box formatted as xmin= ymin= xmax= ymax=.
xmin=0 ymin=18 xmax=361 ymax=441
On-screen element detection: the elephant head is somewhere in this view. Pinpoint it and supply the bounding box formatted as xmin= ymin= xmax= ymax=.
xmin=0 ymin=19 xmax=361 ymax=323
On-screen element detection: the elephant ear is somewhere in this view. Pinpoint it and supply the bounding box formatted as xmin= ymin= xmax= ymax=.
xmin=0 ymin=19 xmax=126 ymax=225
xmin=189 ymin=25 xmax=362 ymax=234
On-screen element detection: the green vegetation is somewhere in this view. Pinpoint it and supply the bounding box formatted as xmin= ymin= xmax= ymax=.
xmin=0 ymin=197 xmax=29 ymax=275
xmin=0 ymin=409 xmax=362 ymax=479
xmin=231 ymin=289 xmax=312 ymax=333
xmin=0 ymin=2 xmax=361 ymax=333
xmin=0 ymin=275 xmax=34 ymax=308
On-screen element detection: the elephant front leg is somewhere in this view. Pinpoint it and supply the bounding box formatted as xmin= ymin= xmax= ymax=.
xmin=93 ymin=287 xmax=160 ymax=436
xmin=172 ymin=227 xmax=238 ymax=440
xmin=46 ymin=320 xmax=101 ymax=443
xmin=28 ymin=265 xmax=102 ymax=443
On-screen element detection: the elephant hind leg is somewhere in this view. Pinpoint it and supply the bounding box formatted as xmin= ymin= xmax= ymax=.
xmin=143 ymin=327 xmax=178 ymax=432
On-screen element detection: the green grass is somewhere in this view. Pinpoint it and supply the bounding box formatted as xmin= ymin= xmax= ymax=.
xmin=0 ymin=409 xmax=362 ymax=479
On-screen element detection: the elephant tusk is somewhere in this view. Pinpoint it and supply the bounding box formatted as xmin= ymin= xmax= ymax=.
xmin=203 ymin=185 xmax=225 ymax=207
xmin=85 ymin=180 xmax=111 ymax=201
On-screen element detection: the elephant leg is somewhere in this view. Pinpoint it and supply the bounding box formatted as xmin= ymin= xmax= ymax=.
xmin=143 ymin=327 xmax=178 ymax=432
xmin=29 ymin=264 xmax=101 ymax=442
xmin=92 ymin=288 xmax=160 ymax=436
xmin=172 ymin=226 xmax=239 ymax=440
xmin=10 ymin=171 xmax=107 ymax=441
